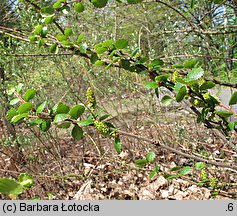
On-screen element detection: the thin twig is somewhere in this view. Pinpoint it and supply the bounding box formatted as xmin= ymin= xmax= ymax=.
xmin=118 ymin=130 xmax=237 ymax=171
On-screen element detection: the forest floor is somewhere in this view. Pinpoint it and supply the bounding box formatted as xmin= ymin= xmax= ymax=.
xmin=0 ymin=92 xmax=237 ymax=200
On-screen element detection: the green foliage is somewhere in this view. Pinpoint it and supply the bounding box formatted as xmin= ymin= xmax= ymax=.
xmin=135 ymin=151 xmax=156 ymax=168
xmin=0 ymin=178 xmax=24 ymax=195
xmin=127 ymin=0 xmax=143 ymax=4
xmin=23 ymin=89 xmax=36 ymax=102
xmin=184 ymin=67 xmax=204 ymax=83
xmin=179 ymin=166 xmax=191 ymax=175
xmin=146 ymin=151 xmax=156 ymax=162
xmin=161 ymin=95 xmax=173 ymax=106
xmin=0 ymin=173 xmax=34 ymax=196
xmin=229 ymin=92 xmax=237 ymax=106
xmin=36 ymin=101 xmax=47 ymax=115
xmin=53 ymin=113 xmax=68 ymax=123
xmin=200 ymin=81 xmax=215 ymax=91
xmin=144 ymin=82 xmax=158 ymax=90
xmin=176 ymin=86 xmax=187 ymax=102
xmin=69 ymin=104 xmax=85 ymax=119
xmin=53 ymin=102 xmax=70 ymax=114
xmin=71 ymin=125 xmax=84 ymax=141
xmin=115 ymin=39 xmax=128 ymax=49
xmin=18 ymin=102 xmax=33 ymax=114
xmin=149 ymin=163 xmax=159 ymax=180
xmin=183 ymin=59 xmax=197 ymax=69
xmin=50 ymin=44 xmax=58 ymax=53
xmin=74 ymin=3 xmax=85 ymax=13
xmin=91 ymin=0 xmax=108 ymax=8
xmin=114 ymin=137 xmax=122 ymax=154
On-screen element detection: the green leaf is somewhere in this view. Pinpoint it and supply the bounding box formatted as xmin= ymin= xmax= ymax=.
xmin=176 ymin=86 xmax=187 ymax=102
xmin=170 ymin=166 xmax=181 ymax=171
xmin=90 ymin=53 xmax=99 ymax=64
xmin=80 ymin=43 xmax=87 ymax=53
xmin=74 ymin=2 xmax=85 ymax=13
xmin=44 ymin=15 xmax=54 ymax=24
xmin=155 ymin=74 xmax=169 ymax=82
xmin=195 ymin=162 xmax=205 ymax=170
xmin=16 ymin=83 xmax=24 ymax=93
xmin=214 ymin=110 xmax=233 ymax=119
xmin=53 ymin=102 xmax=70 ymax=114
xmin=18 ymin=173 xmax=34 ymax=189
xmin=40 ymin=120 xmax=51 ymax=132
xmin=53 ymin=1 xmax=62 ymax=9
xmin=18 ymin=102 xmax=33 ymax=114
xmin=77 ymin=33 xmax=84 ymax=44
xmin=57 ymin=122 xmax=71 ymax=129
xmin=190 ymin=0 xmax=195 ymax=9
xmin=179 ymin=166 xmax=191 ymax=175
xmin=184 ymin=67 xmax=204 ymax=83
xmin=91 ymin=0 xmax=108 ymax=8
xmin=172 ymin=64 xmax=184 ymax=69
xmin=127 ymin=0 xmax=143 ymax=4
xmin=146 ymin=151 xmax=156 ymax=162
xmin=165 ymin=174 xmax=179 ymax=180
xmin=23 ymin=89 xmax=36 ymax=102
xmin=56 ymin=33 xmax=68 ymax=41
xmin=149 ymin=170 xmax=157 ymax=180
xmin=54 ymin=114 xmax=68 ymax=123
xmin=64 ymin=28 xmax=73 ymax=37
xmin=29 ymin=119 xmax=43 ymax=126
xmin=69 ymin=104 xmax=85 ymax=119
xmin=120 ymin=59 xmax=130 ymax=70
xmin=33 ymin=25 xmax=43 ymax=35
xmin=183 ymin=59 xmax=197 ymax=69
xmin=29 ymin=36 xmax=37 ymax=42
xmin=102 ymin=40 xmax=114 ymax=47
xmin=71 ymin=125 xmax=84 ymax=141
xmin=41 ymin=6 xmax=54 ymax=15
xmin=227 ymin=122 xmax=236 ymax=131
xmin=148 ymin=59 xmax=164 ymax=69
xmin=7 ymin=86 xmax=15 ymax=95
xmin=144 ymin=82 xmax=158 ymax=90
xmin=229 ymin=92 xmax=237 ymax=106
xmin=134 ymin=159 xmax=147 ymax=168
xmin=11 ymin=113 xmax=28 ymax=124
xmin=95 ymin=60 xmax=105 ymax=66
xmin=130 ymin=47 xmax=139 ymax=58
xmin=6 ymin=108 xmax=18 ymax=122
xmin=38 ymin=39 xmax=45 ymax=48
xmin=36 ymin=101 xmax=47 ymax=115
xmin=114 ymin=137 xmax=122 ymax=154
xmin=10 ymin=98 xmax=20 ymax=105
xmin=99 ymin=114 xmax=110 ymax=121
xmin=0 ymin=178 xmax=24 ymax=195
xmin=96 ymin=47 xmax=107 ymax=54
xmin=115 ymin=39 xmax=128 ymax=49
xmin=161 ymin=95 xmax=173 ymax=106
xmin=174 ymin=82 xmax=184 ymax=93
xmin=32 ymin=196 xmax=41 ymax=200
xmin=198 ymin=179 xmax=210 ymax=185
xmin=200 ymin=81 xmax=215 ymax=91
xmin=214 ymin=0 xmax=222 ymax=3
xmin=50 ymin=44 xmax=58 ymax=53
xmin=78 ymin=118 xmax=94 ymax=126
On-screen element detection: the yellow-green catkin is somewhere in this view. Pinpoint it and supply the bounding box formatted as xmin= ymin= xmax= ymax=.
xmin=86 ymin=87 xmax=96 ymax=110
xmin=94 ymin=120 xmax=109 ymax=136
xmin=199 ymin=78 xmax=205 ymax=85
xmin=172 ymin=71 xmax=180 ymax=82
xmin=210 ymin=177 xmax=217 ymax=189
xmin=201 ymin=169 xmax=208 ymax=180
